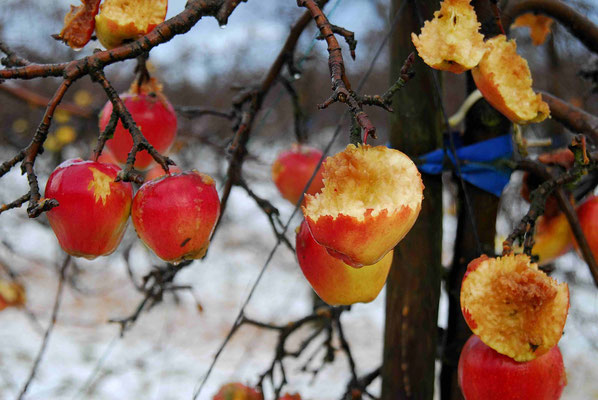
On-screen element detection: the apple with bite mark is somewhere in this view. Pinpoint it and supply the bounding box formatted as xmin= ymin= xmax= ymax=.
xmin=131 ymin=170 xmax=220 ymax=263
xmin=458 ymin=334 xmax=566 ymax=400
xmin=302 ymin=144 xmax=423 ymax=267
xmin=45 ymin=159 xmax=133 ymax=259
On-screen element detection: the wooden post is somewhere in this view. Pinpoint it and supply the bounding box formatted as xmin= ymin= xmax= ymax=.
xmin=381 ymin=1 xmax=443 ymax=399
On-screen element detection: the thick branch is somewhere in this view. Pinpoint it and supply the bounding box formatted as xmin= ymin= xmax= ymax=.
xmin=502 ymin=0 xmax=598 ymax=55
xmin=542 ymin=91 xmax=598 ymax=143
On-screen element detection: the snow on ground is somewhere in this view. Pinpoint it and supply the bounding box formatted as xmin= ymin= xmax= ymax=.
xmin=0 ymin=143 xmax=597 ymax=399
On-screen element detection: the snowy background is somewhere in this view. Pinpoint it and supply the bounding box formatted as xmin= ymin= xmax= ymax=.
xmin=1 ymin=0 xmax=598 ymax=399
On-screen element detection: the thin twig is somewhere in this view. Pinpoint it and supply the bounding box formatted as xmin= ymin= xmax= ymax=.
xmin=16 ymin=255 xmax=70 ymax=400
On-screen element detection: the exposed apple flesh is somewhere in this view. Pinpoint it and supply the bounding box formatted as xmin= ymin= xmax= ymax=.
xmin=45 ymin=159 xmax=133 ymax=259
xmin=411 ymin=0 xmax=486 ymax=73
xmin=95 ymin=0 xmax=167 ymax=49
xmin=460 ymin=254 xmax=569 ymax=361
xmin=302 ymin=144 xmax=423 ymax=267
xmin=472 ymin=35 xmax=550 ymax=124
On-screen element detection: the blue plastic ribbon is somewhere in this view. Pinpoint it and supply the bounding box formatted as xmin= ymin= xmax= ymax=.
xmin=390 ymin=134 xmax=514 ymax=197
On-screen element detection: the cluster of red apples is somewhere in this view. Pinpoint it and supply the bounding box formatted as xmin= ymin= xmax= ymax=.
xmin=272 ymin=143 xmax=424 ymax=306
xmin=45 ymin=79 xmax=220 ymax=264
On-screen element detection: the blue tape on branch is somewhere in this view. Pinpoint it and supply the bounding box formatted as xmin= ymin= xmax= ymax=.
xmin=389 ymin=134 xmax=514 ymax=197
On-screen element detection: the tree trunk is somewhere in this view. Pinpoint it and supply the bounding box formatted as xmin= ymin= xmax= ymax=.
xmin=381 ymin=1 xmax=443 ymax=399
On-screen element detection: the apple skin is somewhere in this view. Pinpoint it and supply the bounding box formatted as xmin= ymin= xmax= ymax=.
xmin=45 ymin=159 xmax=133 ymax=259
xmin=280 ymin=394 xmax=301 ymax=400
xmin=458 ymin=335 xmax=566 ymax=400
xmin=575 ymin=196 xmax=598 ymax=260
xmin=95 ymin=149 xmax=120 ymax=166
xmin=532 ymin=213 xmax=573 ymax=266
xmin=99 ymin=92 xmax=177 ymax=170
xmin=145 ymin=164 xmax=182 ymax=181
xmin=131 ymin=171 xmax=220 ymax=263
xmin=271 ymin=144 xmax=324 ymax=205
xmin=212 ymin=382 xmax=262 ymax=400
xmin=296 ymin=220 xmax=392 ymax=306
xmin=305 ymin=205 xmax=416 ymax=268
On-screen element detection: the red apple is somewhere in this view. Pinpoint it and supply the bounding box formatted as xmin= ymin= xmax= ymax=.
xmin=460 ymin=254 xmax=569 ymax=361
xmin=296 ymin=220 xmax=392 ymax=306
xmin=131 ymin=170 xmax=220 ymax=263
xmin=302 ymin=144 xmax=423 ymax=267
xmin=95 ymin=149 xmax=120 ymax=167
xmin=45 ymin=159 xmax=133 ymax=259
xmin=458 ymin=335 xmax=566 ymax=400
xmin=271 ymin=144 xmax=324 ymax=205
xmin=212 ymin=382 xmax=262 ymax=400
xmin=280 ymin=394 xmax=301 ymax=400
xmin=95 ymin=0 xmax=167 ymax=49
xmin=145 ymin=164 xmax=182 ymax=181
xmin=575 ymin=196 xmax=598 ymax=261
xmin=98 ymin=81 xmax=177 ymax=171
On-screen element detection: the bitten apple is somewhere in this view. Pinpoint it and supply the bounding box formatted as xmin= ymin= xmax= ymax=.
xmin=575 ymin=196 xmax=598 ymax=260
xmin=98 ymin=79 xmax=177 ymax=170
xmin=411 ymin=0 xmax=486 ymax=73
xmin=271 ymin=144 xmax=324 ymax=205
xmin=145 ymin=164 xmax=182 ymax=181
xmin=296 ymin=221 xmax=392 ymax=306
xmin=95 ymin=0 xmax=167 ymax=49
xmin=56 ymin=0 xmax=102 ymax=49
xmin=472 ymin=35 xmax=549 ymax=124
xmin=131 ymin=171 xmax=220 ymax=263
xmin=45 ymin=159 xmax=133 ymax=259
xmin=458 ymin=335 xmax=566 ymax=400
xmin=212 ymin=382 xmax=262 ymax=400
xmin=302 ymin=144 xmax=423 ymax=267
xmin=460 ymin=254 xmax=569 ymax=361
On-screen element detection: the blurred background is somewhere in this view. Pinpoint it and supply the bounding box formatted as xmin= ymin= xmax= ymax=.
xmin=1 ymin=0 xmax=598 ymax=399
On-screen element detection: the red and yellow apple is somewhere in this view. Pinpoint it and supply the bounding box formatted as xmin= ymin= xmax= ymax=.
xmin=302 ymin=144 xmax=423 ymax=267
xmin=0 ymin=280 xmax=26 ymax=311
xmin=458 ymin=334 xmax=566 ymax=400
xmin=271 ymin=144 xmax=324 ymax=205
xmin=472 ymin=35 xmax=550 ymax=124
xmin=94 ymin=0 xmax=167 ymax=49
xmin=98 ymin=79 xmax=177 ymax=170
xmin=531 ymin=213 xmax=573 ymax=266
xmin=45 ymin=159 xmax=133 ymax=259
xmin=132 ymin=170 xmax=220 ymax=263
xmin=574 ymin=196 xmax=598 ymax=261
xmin=212 ymin=382 xmax=262 ymax=400
xmin=460 ymin=254 xmax=569 ymax=361
xmin=57 ymin=0 xmax=102 ymax=49
xmin=411 ymin=0 xmax=486 ymax=73
xmin=145 ymin=164 xmax=182 ymax=181
xmin=296 ymin=220 xmax=392 ymax=306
